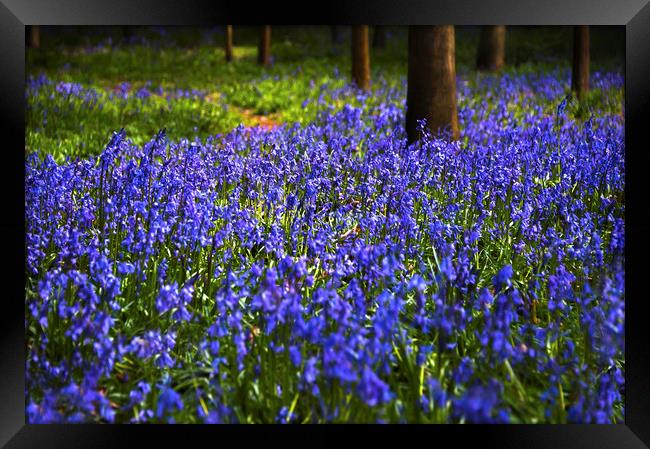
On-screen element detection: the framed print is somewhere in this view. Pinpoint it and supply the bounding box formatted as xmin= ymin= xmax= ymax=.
xmin=1 ymin=0 xmax=649 ymax=447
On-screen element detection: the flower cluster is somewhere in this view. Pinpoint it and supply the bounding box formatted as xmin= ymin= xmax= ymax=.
xmin=25 ymin=68 xmax=624 ymax=423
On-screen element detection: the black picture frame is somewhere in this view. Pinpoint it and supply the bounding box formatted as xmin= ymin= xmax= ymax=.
xmin=2 ymin=0 xmax=649 ymax=447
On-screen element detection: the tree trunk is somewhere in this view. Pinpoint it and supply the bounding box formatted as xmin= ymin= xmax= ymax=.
xmin=406 ymin=26 xmax=459 ymax=142
xmin=258 ymin=26 xmax=271 ymax=67
xmin=571 ymin=25 xmax=589 ymax=99
xmin=476 ymin=25 xmax=505 ymax=71
xmin=373 ymin=26 xmax=386 ymax=49
xmin=351 ymin=26 xmax=370 ymax=90
xmin=27 ymin=25 xmax=40 ymax=49
xmin=331 ymin=26 xmax=343 ymax=44
xmin=225 ymin=25 xmax=234 ymax=62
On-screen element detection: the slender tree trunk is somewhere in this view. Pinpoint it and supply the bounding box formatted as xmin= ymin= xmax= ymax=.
xmin=351 ymin=26 xmax=370 ymax=90
xmin=27 ymin=25 xmax=40 ymax=49
xmin=476 ymin=25 xmax=506 ymax=71
xmin=258 ymin=26 xmax=271 ymax=67
xmin=571 ymin=25 xmax=589 ymax=99
xmin=331 ymin=26 xmax=343 ymax=44
xmin=406 ymin=25 xmax=459 ymax=142
xmin=225 ymin=25 xmax=234 ymax=62
xmin=373 ymin=26 xmax=386 ymax=49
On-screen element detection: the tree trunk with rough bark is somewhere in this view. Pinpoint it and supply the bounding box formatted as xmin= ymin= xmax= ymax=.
xmin=258 ymin=26 xmax=271 ymax=67
xmin=571 ymin=25 xmax=590 ymax=99
xmin=373 ymin=26 xmax=386 ymax=49
xmin=351 ymin=26 xmax=370 ymax=90
xmin=27 ymin=25 xmax=40 ymax=49
xmin=225 ymin=25 xmax=233 ymax=62
xmin=476 ymin=25 xmax=505 ymax=71
xmin=406 ymin=25 xmax=459 ymax=142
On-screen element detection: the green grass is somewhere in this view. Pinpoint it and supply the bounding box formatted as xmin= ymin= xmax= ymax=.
xmin=26 ymin=25 xmax=624 ymax=161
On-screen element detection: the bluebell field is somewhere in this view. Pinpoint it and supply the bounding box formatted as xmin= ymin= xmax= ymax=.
xmin=25 ymin=68 xmax=624 ymax=423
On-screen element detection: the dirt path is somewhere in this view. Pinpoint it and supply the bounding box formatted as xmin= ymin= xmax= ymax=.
xmin=206 ymin=91 xmax=280 ymax=131
xmin=238 ymin=107 xmax=280 ymax=130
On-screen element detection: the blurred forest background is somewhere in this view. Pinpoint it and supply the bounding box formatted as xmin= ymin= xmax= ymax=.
xmin=26 ymin=26 xmax=624 ymax=159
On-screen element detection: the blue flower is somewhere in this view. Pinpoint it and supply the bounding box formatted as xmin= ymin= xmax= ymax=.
xmin=492 ymin=265 xmax=514 ymax=291
xmin=156 ymin=385 xmax=183 ymax=419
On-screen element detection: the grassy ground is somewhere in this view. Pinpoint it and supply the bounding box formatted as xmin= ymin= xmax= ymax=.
xmin=26 ymin=26 xmax=624 ymax=161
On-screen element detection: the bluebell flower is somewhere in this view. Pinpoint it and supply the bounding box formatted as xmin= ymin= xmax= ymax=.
xmin=492 ymin=265 xmax=514 ymax=291
xmin=156 ymin=385 xmax=183 ymax=419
